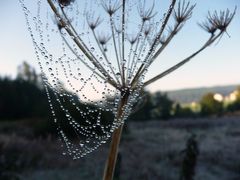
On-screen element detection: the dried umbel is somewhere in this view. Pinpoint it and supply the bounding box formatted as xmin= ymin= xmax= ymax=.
xmin=20 ymin=0 xmax=235 ymax=179
xmin=199 ymin=8 xmax=236 ymax=34
xmin=138 ymin=1 xmax=157 ymax=22
xmin=86 ymin=13 xmax=103 ymax=30
xmin=101 ymin=0 xmax=122 ymax=16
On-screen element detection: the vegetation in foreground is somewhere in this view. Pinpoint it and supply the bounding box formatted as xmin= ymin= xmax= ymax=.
xmin=1 ymin=117 xmax=240 ymax=180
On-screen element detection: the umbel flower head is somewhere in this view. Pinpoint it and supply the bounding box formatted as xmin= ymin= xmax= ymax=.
xmin=138 ymin=1 xmax=157 ymax=22
xmin=199 ymin=8 xmax=236 ymax=34
xmin=86 ymin=14 xmax=103 ymax=30
xmin=20 ymin=0 xmax=236 ymax=162
xmin=101 ymin=0 xmax=122 ymax=16
xmin=126 ymin=33 xmax=138 ymax=45
xmin=98 ymin=33 xmax=112 ymax=46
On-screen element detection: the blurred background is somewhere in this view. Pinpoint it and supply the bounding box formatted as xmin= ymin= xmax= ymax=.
xmin=0 ymin=0 xmax=240 ymax=180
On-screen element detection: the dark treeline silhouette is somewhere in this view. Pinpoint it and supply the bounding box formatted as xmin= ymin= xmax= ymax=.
xmin=129 ymin=91 xmax=201 ymax=121
xmin=0 ymin=62 xmax=48 ymax=120
xmin=0 ymin=62 xmax=114 ymax=138
xmin=0 ymin=77 xmax=49 ymax=119
xmin=130 ymin=91 xmax=175 ymax=121
xmin=1 ymin=62 xmax=240 ymax=123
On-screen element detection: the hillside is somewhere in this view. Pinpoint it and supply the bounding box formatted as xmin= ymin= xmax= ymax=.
xmin=165 ymin=84 xmax=240 ymax=103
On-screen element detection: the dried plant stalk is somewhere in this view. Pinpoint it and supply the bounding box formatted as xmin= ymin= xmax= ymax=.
xmin=19 ymin=0 xmax=236 ymax=180
xmin=103 ymin=124 xmax=123 ymax=180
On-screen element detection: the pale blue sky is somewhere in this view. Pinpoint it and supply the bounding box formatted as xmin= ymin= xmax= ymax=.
xmin=0 ymin=0 xmax=239 ymax=92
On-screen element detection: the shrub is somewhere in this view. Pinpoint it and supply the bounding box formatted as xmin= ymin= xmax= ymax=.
xmin=200 ymin=93 xmax=223 ymax=116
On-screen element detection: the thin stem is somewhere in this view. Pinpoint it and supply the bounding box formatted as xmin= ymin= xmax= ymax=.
xmin=126 ymin=44 xmax=133 ymax=84
xmin=132 ymin=0 xmax=197 ymax=86
xmin=134 ymin=22 xmax=182 ymax=81
xmin=129 ymin=36 xmax=147 ymax=82
xmin=92 ymin=29 xmax=121 ymax=85
xmin=130 ymin=0 xmax=177 ymax=87
xmin=60 ymin=7 xmax=92 ymax=56
xmin=143 ymin=32 xmax=223 ymax=88
xmin=117 ymin=33 xmax=122 ymax=65
xmin=103 ymin=91 xmax=129 ymax=180
xmin=110 ymin=16 xmax=122 ymax=82
xmin=103 ymin=125 xmax=123 ymax=180
xmin=150 ymin=22 xmax=182 ymax=65
xmin=121 ymin=0 xmax=126 ymax=87
xmin=129 ymin=22 xmax=145 ymax=74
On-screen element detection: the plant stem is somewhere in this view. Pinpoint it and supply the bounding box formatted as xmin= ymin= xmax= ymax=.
xmin=103 ymin=124 xmax=124 ymax=180
xmin=103 ymin=92 xmax=129 ymax=180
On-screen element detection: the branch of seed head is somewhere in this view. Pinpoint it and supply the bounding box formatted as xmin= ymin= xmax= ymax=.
xmin=143 ymin=8 xmax=236 ymax=88
xmin=148 ymin=1 xmax=196 ymax=67
xmin=108 ymin=14 xmax=122 ymax=84
xmin=86 ymin=14 xmax=110 ymax=66
xmin=101 ymin=0 xmax=132 ymax=86
xmin=126 ymin=33 xmax=138 ymax=81
xmin=129 ymin=29 xmax=150 ymax=82
xmin=100 ymin=0 xmax=123 ymax=85
xmin=57 ymin=2 xmax=116 ymax=86
xmin=54 ymin=0 xmax=120 ymax=88
xmin=86 ymin=13 xmax=103 ymax=30
xmin=95 ymin=32 xmax=117 ymax=74
xmin=125 ymin=2 xmax=158 ymax=85
xmin=132 ymin=1 xmax=196 ymax=88
xmin=132 ymin=1 xmax=157 ymax=62
xmin=134 ymin=1 xmax=194 ymax=83
xmin=55 ymin=17 xmax=105 ymax=81
xmin=101 ymin=0 xmax=122 ymax=16
xmin=114 ymin=24 xmax=123 ymax=67
xmin=121 ymin=0 xmax=127 ymax=87
xmin=139 ymin=1 xmax=157 ymax=22
xmin=59 ymin=6 xmax=106 ymax=66
xmin=143 ymin=24 xmax=153 ymax=45
xmin=47 ymin=0 xmax=119 ymax=89
xmin=86 ymin=12 xmax=121 ymax=86
xmin=130 ymin=0 xmax=177 ymax=88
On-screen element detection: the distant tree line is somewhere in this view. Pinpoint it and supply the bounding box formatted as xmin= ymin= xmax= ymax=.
xmin=1 ymin=62 xmax=240 ymax=122
xmin=0 ymin=62 xmax=48 ymax=119
xmin=130 ymin=89 xmax=240 ymax=121
xmin=0 ymin=62 xmax=114 ymax=138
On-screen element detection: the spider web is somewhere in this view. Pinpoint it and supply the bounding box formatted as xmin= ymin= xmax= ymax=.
xmin=20 ymin=0 xmax=161 ymax=159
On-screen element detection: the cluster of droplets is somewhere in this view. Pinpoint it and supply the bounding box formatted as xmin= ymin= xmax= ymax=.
xmin=20 ymin=0 xmax=178 ymax=158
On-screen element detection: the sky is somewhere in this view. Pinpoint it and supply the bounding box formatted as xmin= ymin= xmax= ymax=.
xmin=0 ymin=0 xmax=239 ymax=92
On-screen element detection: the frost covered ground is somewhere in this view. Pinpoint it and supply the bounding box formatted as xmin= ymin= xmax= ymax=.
xmin=1 ymin=116 xmax=240 ymax=180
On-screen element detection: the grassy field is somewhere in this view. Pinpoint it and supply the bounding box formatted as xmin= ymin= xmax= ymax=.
xmin=1 ymin=116 xmax=240 ymax=180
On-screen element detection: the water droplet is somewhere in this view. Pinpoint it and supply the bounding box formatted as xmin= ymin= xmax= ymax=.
xmin=90 ymin=47 xmax=95 ymax=51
